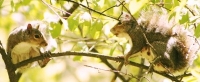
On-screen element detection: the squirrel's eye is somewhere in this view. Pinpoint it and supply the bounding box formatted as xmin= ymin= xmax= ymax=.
xmin=34 ymin=34 xmax=40 ymax=38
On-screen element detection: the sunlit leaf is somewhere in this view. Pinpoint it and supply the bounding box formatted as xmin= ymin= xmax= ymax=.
xmin=90 ymin=19 xmax=103 ymax=39
xmin=68 ymin=14 xmax=79 ymax=31
xmin=49 ymin=22 xmax=62 ymax=38
xmin=195 ymin=24 xmax=200 ymax=38
xmin=179 ymin=12 xmax=189 ymax=24
xmin=79 ymin=12 xmax=92 ymax=37
xmin=0 ymin=0 xmax=4 ymax=7
xmin=73 ymin=56 xmax=82 ymax=61
xmin=164 ymin=0 xmax=173 ymax=9
xmin=174 ymin=0 xmax=179 ymax=6
xmin=151 ymin=0 xmax=156 ymax=3
xmin=109 ymin=43 xmax=118 ymax=56
xmin=21 ymin=0 xmax=31 ymax=5
xmin=129 ymin=0 xmax=148 ymax=15
xmin=169 ymin=11 xmax=176 ymax=21
xmin=190 ymin=16 xmax=200 ymax=23
xmin=79 ymin=20 xmax=91 ymax=37
xmin=10 ymin=0 xmax=14 ymax=11
xmin=151 ymin=0 xmax=161 ymax=4
xmin=95 ymin=0 xmax=100 ymax=2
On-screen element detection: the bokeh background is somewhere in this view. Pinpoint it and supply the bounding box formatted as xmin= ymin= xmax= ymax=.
xmin=1 ymin=0 xmax=200 ymax=82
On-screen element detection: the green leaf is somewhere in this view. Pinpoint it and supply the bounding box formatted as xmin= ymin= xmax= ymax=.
xmin=21 ymin=0 xmax=31 ymax=5
xmin=179 ymin=12 xmax=189 ymax=24
xmin=151 ymin=0 xmax=155 ymax=3
xmin=109 ymin=43 xmax=118 ymax=56
xmin=129 ymin=0 xmax=148 ymax=15
xmin=191 ymin=16 xmax=200 ymax=23
xmin=73 ymin=56 xmax=82 ymax=61
xmin=95 ymin=0 xmax=101 ymax=2
xmin=151 ymin=0 xmax=160 ymax=4
xmin=0 ymin=0 xmax=4 ymax=7
xmin=68 ymin=14 xmax=79 ymax=31
xmin=90 ymin=19 xmax=103 ymax=39
xmin=173 ymin=0 xmax=179 ymax=6
xmin=169 ymin=12 xmax=176 ymax=21
xmin=10 ymin=0 xmax=14 ymax=10
xmin=79 ymin=19 xmax=91 ymax=37
xmin=164 ymin=0 xmax=173 ymax=9
xmin=194 ymin=24 xmax=200 ymax=38
xmin=78 ymin=12 xmax=92 ymax=37
xmin=49 ymin=22 xmax=62 ymax=38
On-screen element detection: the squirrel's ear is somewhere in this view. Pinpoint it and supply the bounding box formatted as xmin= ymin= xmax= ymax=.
xmin=120 ymin=12 xmax=138 ymax=25
xmin=36 ymin=25 xmax=39 ymax=29
xmin=27 ymin=23 xmax=32 ymax=29
xmin=27 ymin=23 xmax=32 ymax=34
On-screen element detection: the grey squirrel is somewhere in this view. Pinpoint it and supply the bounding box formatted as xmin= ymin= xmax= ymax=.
xmin=111 ymin=6 xmax=199 ymax=75
xmin=6 ymin=21 xmax=53 ymax=73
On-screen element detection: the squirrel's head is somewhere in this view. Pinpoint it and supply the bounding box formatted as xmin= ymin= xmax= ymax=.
xmin=26 ymin=23 xmax=48 ymax=47
xmin=111 ymin=12 xmax=138 ymax=37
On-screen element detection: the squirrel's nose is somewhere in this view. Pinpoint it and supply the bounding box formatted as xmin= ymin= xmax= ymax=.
xmin=44 ymin=42 xmax=48 ymax=46
xmin=41 ymin=41 xmax=48 ymax=46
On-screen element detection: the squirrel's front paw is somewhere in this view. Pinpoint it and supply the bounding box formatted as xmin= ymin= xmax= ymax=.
xmin=38 ymin=51 xmax=51 ymax=67
xmin=43 ymin=51 xmax=51 ymax=58
xmin=124 ymin=56 xmax=130 ymax=65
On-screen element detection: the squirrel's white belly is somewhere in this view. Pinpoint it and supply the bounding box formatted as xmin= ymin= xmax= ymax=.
xmin=11 ymin=42 xmax=39 ymax=63
xmin=12 ymin=42 xmax=36 ymax=54
xmin=11 ymin=42 xmax=40 ymax=73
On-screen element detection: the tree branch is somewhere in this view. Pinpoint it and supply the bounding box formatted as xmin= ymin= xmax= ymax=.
xmin=0 ymin=42 xmax=18 ymax=82
xmin=0 ymin=40 xmax=192 ymax=82
xmin=62 ymin=0 xmax=83 ymax=18
xmin=100 ymin=58 xmax=127 ymax=82
xmin=137 ymin=58 xmax=145 ymax=82
xmin=15 ymin=51 xmax=191 ymax=81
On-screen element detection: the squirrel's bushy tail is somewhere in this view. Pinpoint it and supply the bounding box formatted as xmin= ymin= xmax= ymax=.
xmin=138 ymin=6 xmax=199 ymax=74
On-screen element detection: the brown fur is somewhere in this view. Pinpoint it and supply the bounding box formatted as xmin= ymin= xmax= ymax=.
xmin=111 ymin=6 xmax=199 ymax=75
xmin=7 ymin=23 xmax=49 ymax=73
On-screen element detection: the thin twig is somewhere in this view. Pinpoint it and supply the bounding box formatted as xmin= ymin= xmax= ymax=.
xmin=150 ymin=0 xmax=171 ymax=11
xmin=100 ymin=58 xmax=127 ymax=82
xmin=177 ymin=0 xmax=197 ymax=29
xmin=41 ymin=0 xmax=64 ymax=20
xmin=84 ymin=64 xmax=138 ymax=80
xmin=111 ymin=62 xmax=124 ymax=82
xmin=101 ymin=1 xmax=125 ymax=14
xmin=89 ymin=48 xmax=127 ymax=81
xmin=85 ymin=0 xmax=91 ymax=14
xmin=117 ymin=0 xmax=138 ymax=24
xmin=64 ymin=0 xmax=118 ymax=21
